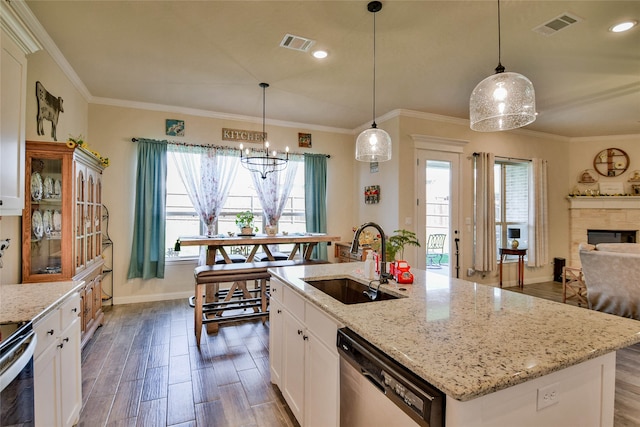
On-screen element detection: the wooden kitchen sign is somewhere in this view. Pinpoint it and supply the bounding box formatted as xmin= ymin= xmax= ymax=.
xmin=222 ymin=128 xmax=266 ymax=143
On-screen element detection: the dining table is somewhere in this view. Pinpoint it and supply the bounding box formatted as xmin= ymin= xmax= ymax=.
xmin=179 ymin=233 xmax=342 ymax=265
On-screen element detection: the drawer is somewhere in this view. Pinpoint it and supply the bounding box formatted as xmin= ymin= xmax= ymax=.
xmin=34 ymin=309 xmax=61 ymax=358
xmin=306 ymin=302 xmax=340 ymax=350
xmin=283 ymin=286 xmax=305 ymax=321
xmin=60 ymin=293 xmax=81 ymax=329
xmin=270 ymin=278 xmax=283 ymax=302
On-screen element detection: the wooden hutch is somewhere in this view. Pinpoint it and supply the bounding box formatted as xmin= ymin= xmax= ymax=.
xmin=22 ymin=141 xmax=105 ymax=347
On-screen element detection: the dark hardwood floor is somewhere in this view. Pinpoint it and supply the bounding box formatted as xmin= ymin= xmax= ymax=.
xmin=78 ymin=281 xmax=640 ymax=427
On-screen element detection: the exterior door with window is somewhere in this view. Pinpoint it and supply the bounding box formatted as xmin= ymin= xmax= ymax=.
xmin=416 ymin=149 xmax=461 ymax=276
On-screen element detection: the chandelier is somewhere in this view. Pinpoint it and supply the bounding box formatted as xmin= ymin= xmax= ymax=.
xmin=469 ymin=0 xmax=536 ymax=132
xmin=355 ymin=1 xmax=392 ymax=162
xmin=240 ymin=82 xmax=289 ymax=179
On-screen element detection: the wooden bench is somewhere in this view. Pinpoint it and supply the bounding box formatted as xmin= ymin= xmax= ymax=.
xmin=192 ymin=259 xmax=327 ymax=346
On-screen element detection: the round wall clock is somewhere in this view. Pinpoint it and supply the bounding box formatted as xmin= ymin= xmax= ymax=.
xmin=593 ymin=148 xmax=629 ymax=177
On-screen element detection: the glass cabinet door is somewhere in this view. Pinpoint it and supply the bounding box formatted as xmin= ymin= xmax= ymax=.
xmin=28 ymin=156 xmax=64 ymax=276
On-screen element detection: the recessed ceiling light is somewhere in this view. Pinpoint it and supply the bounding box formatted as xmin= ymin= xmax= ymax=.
xmin=609 ymin=20 xmax=637 ymax=33
xmin=312 ymin=50 xmax=328 ymax=59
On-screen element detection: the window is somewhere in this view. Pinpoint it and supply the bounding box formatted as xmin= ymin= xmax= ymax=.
xmin=165 ymin=154 xmax=306 ymax=258
xmin=494 ymin=161 xmax=529 ymax=257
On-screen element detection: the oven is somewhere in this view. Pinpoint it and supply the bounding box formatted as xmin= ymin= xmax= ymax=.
xmin=337 ymin=327 xmax=444 ymax=427
xmin=1 ymin=322 xmax=36 ymax=427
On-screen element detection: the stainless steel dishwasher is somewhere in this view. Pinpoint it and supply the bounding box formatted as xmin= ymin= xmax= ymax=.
xmin=337 ymin=328 xmax=444 ymax=427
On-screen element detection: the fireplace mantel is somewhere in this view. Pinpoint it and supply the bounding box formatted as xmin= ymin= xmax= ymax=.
xmin=568 ymin=196 xmax=640 ymax=266
xmin=567 ymin=196 xmax=640 ymax=209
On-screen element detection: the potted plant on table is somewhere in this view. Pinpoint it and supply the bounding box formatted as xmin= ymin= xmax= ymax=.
xmin=386 ymin=229 xmax=421 ymax=276
xmin=235 ymin=211 xmax=258 ymax=235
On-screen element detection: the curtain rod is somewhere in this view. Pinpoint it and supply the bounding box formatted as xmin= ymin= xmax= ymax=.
xmin=472 ymin=152 xmax=531 ymax=162
xmin=131 ymin=137 xmax=330 ymax=158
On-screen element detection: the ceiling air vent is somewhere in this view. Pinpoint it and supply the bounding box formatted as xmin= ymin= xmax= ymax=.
xmin=533 ymin=12 xmax=583 ymax=36
xmin=280 ymin=34 xmax=315 ymax=52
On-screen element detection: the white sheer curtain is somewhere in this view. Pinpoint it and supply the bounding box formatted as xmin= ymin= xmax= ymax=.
xmin=527 ymin=158 xmax=549 ymax=267
xmin=250 ymin=157 xmax=301 ymax=227
xmin=474 ymin=152 xmax=496 ymax=272
xmin=169 ymin=145 xmax=239 ymax=236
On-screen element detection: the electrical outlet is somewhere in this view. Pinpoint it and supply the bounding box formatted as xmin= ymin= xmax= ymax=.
xmin=467 ymin=268 xmax=475 ymax=277
xmin=537 ymin=382 xmax=560 ymax=410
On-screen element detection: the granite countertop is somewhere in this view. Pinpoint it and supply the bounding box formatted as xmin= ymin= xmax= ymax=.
xmin=0 ymin=281 xmax=85 ymax=325
xmin=268 ymin=263 xmax=640 ymax=402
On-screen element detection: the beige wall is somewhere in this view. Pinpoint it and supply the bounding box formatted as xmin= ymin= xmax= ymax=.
xmin=567 ymin=135 xmax=640 ymax=195
xmin=356 ymin=112 xmax=574 ymax=287
xmin=88 ymin=104 xmax=355 ymax=303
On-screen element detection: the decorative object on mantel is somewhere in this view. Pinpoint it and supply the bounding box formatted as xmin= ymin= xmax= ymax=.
xmin=66 ymin=135 xmax=110 ymax=167
xmin=355 ymin=1 xmax=392 ymax=163
xmin=632 ymin=185 xmax=640 ymax=195
xmin=239 ymin=83 xmax=289 ymax=179
xmin=578 ymin=169 xmax=598 ymax=184
xmin=628 ymin=170 xmax=640 ymax=182
xmin=599 ymin=182 xmax=625 ymax=196
xmin=593 ymin=147 xmax=629 ymax=177
xmin=364 ymin=185 xmax=380 ymax=204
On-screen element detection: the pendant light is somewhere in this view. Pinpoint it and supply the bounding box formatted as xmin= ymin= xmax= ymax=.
xmin=355 ymin=1 xmax=392 ymax=162
xmin=240 ymin=82 xmax=289 ymax=179
xmin=469 ymin=0 xmax=536 ymax=132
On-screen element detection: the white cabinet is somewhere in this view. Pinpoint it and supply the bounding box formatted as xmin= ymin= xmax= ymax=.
xmin=0 ymin=29 xmax=27 ymax=215
xmin=269 ymin=297 xmax=284 ymax=386
xmin=34 ymin=293 xmax=82 ymax=427
xmin=269 ymin=278 xmax=341 ymax=427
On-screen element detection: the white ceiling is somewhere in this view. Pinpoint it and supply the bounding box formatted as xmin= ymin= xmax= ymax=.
xmin=22 ymin=0 xmax=640 ymax=138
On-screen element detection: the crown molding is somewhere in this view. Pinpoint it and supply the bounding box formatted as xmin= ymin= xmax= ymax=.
xmin=1 ymin=0 xmax=41 ymax=54
xmin=569 ymin=134 xmax=640 ymax=143
xmin=9 ymin=0 xmax=91 ymax=101
xmin=91 ymin=96 xmax=354 ymax=135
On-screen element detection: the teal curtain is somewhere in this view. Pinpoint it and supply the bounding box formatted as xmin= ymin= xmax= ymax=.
xmin=127 ymin=139 xmax=168 ymax=279
xmin=304 ymin=153 xmax=328 ymax=260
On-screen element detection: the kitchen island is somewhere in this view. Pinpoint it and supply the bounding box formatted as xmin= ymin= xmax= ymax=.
xmin=268 ymin=262 xmax=640 ymax=427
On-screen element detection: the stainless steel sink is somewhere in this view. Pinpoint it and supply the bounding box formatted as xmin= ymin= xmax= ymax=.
xmin=304 ymin=277 xmax=400 ymax=304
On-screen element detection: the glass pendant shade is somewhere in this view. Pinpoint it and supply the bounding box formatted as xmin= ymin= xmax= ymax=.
xmin=470 ymin=71 xmax=536 ymax=132
xmin=355 ymin=126 xmax=392 ymax=162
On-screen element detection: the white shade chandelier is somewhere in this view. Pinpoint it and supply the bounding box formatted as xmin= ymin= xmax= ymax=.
xmin=240 ymin=82 xmax=289 ymax=179
xmin=469 ymin=0 xmax=536 ymax=132
xmin=355 ymin=1 xmax=392 ymax=163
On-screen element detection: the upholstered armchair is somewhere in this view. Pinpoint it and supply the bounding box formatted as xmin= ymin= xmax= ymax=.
xmin=579 ymin=243 xmax=640 ymax=321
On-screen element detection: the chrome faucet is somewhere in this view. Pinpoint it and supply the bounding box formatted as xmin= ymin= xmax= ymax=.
xmin=351 ymin=222 xmax=390 ymax=284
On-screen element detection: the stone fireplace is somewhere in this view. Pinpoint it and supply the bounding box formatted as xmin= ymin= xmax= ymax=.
xmin=568 ymin=197 xmax=640 ymax=267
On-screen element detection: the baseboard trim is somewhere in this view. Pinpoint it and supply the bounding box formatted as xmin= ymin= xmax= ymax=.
xmin=113 ymin=291 xmax=193 ymax=305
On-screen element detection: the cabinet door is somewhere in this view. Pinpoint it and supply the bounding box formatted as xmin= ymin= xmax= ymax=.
xmin=304 ymin=332 xmax=340 ymax=427
xmin=74 ymin=167 xmax=87 ymax=273
xmin=282 ymin=309 xmax=305 ymax=424
xmin=59 ymin=319 xmax=81 ymax=427
xmin=269 ymin=298 xmax=284 ymax=386
xmin=34 ymin=341 xmax=61 ymax=427
xmin=0 ymin=31 xmax=26 ymax=215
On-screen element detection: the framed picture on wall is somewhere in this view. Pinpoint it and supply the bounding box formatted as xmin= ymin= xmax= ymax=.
xmin=298 ymin=132 xmax=312 ymax=148
xmin=166 ymin=119 xmax=185 ymax=136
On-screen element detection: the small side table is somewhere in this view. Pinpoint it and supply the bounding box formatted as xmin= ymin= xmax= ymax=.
xmin=499 ymin=248 xmax=527 ymax=288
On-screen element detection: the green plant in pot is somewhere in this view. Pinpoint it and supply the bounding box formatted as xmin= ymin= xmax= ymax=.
xmin=235 ymin=211 xmax=258 ymax=235
xmin=386 ymin=229 xmax=421 ymax=262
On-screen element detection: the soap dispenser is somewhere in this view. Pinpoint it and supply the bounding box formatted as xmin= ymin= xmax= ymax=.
xmin=364 ymin=251 xmax=375 ymax=280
